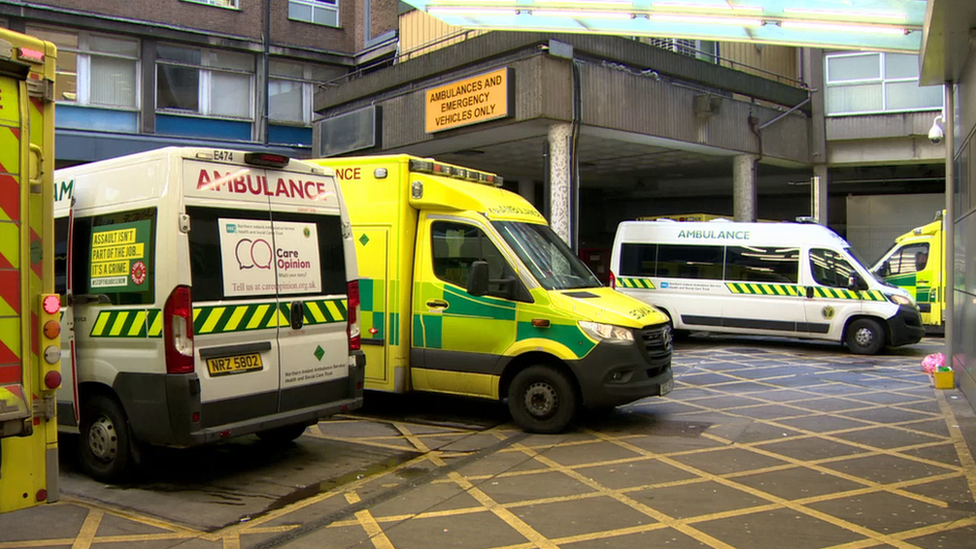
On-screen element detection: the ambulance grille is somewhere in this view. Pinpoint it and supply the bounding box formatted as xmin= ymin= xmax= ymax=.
xmin=640 ymin=323 xmax=672 ymax=360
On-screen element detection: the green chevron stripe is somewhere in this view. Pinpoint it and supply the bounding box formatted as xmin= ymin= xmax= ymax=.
xmin=90 ymin=309 xmax=162 ymax=338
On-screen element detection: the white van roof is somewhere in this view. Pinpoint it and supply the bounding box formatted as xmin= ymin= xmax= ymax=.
xmin=616 ymin=220 xmax=851 ymax=248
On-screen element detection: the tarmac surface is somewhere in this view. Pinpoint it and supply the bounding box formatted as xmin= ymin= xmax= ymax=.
xmin=1 ymin=335 xmax=974 ymax=549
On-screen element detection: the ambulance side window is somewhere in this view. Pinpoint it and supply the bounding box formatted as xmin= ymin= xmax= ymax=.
xmin=72 ymin=208 xmax=157 ymax=305
xmin=809 ymin=249 xmax=856 ymax=288
xmin=54 ymin=217 xmax=69 ymax=296
xmin=656 ymin=244 xmax=724 ymax=280
xmin=725 ymin=246 xmax=799 ymax=284
xmin=888 ymin=243 xmax=929 ymax=275
xmin=620 ymin=243 xmax=657 ymax=277
xmin=431 ymin=221 xmax=510 ymax=293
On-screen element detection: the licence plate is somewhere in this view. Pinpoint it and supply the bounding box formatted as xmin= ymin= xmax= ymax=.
xmin=207 ymin=353 xmax=263 ymax=376
xmin=660 ymin=377 xmax=674 ymax=396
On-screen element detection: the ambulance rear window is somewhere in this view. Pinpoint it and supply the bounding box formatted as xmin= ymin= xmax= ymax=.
xmin=72 ymin=208 xmax=157 ymax=306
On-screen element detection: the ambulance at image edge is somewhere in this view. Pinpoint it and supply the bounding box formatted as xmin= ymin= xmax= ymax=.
xmin=0 ymin=29 xmax=61 ymax=514
xmin=611 ymin=220 xmax=924 ymax=355
xmin=871 ymin=210 xmax=945 ymax=331
xmin=53 ymin=147 xmax=364 ymax=482
xmin=307 ymin=155 xmax=674 ymax=433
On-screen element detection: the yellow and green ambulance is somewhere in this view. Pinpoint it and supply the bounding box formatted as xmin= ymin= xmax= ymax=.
xmin=871 ymin=211 xmax=945 ymax=330
xmin=308 ymin=155 xmax=673 ymax=433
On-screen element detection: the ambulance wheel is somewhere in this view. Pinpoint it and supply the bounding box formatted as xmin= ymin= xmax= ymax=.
xmin=79 ymin=395 xmax=133 ymax=483
xmin=508 ymin=365 xmax=577 ymax=434
xmin=256 ymin=423 xmax=308 ymax=444
xmin=846 ymin=318 xmax=886 ymax=355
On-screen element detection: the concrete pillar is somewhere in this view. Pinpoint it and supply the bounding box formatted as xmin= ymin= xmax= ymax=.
xmin=733 ymin=154 xmax=758 ymax=222
xmin=518 ymin=178 xmax=535 ymax=205
xmin=812 ymin=165 xmax=829 ymax=225
xmin=548 ymin=123 xmax=573 ymax=244
xmin=944 ymin=82 xmax=955 ymax=372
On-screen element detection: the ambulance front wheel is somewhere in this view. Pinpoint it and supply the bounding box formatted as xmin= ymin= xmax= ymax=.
xmin=846 ymin=318 xmax=886 ymax=355
xmin=79 ymin=395 xmax=134 ymax=483
xmin=508 ymin=365 xmax=577 ymax=434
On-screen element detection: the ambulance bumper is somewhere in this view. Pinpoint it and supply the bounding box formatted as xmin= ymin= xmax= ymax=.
xmin=887 ymin=304 xmax=925 ymax=347
xmin=568 ymin=341 xmax=673 ymax=409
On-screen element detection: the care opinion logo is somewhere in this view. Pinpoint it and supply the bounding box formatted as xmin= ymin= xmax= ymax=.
xmin=235 ymin=238 xmax=273 ymax=270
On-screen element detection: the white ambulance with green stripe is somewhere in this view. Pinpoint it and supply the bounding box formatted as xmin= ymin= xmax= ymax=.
xmin=53 ymin=147 xmax=364 ymax=481
xmin=308 ymin=155 xmax=674 ymax=434
xmin=611 ymin=220 xmax=923 ymax=355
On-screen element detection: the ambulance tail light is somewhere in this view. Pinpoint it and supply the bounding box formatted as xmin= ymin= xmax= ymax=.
xmin=164 ymin=285 xmax=195 ymax=374
xmin=609 ymin=271 xmax=617 ymax=290
xmin=347 ymin=280 xmax=360 ymax=351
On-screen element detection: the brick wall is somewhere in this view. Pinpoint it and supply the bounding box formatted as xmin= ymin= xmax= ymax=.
xmin=370 ymin=0 xmax=396 ymax=40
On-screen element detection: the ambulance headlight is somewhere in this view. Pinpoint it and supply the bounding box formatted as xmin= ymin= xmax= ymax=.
xmin=579 ymin=321 xmax=634 ymax=343
xmin=887 ymin=294 xmax=913 ymax=306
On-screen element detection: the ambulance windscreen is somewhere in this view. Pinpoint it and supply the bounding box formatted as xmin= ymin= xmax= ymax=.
xmin=493 ymin=221 xmax=602 ymax=290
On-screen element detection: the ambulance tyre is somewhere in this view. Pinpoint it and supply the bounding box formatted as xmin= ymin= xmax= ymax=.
xmin=508 ymin=365 xmax=577 ymax=434
xmin=79 ymin=395 xmax=133 ymax=483
xmin=256 ymin=423 xmax=309 ymax=444
xmin=846 ymin=318 xmax=886 ymax=355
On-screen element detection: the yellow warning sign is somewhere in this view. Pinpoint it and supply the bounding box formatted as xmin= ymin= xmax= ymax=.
xmin=425 ymin=68 xmax=511 ymax=133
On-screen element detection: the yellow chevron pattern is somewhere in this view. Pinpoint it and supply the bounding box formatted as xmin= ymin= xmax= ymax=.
xmin=616 ymin=277 xmax=656 ymax=289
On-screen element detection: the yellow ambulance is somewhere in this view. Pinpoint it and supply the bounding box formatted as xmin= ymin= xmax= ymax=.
xmin=871 ymin=211 xmax=945 ymax=330
xmin=307 ymin=155 xmax=673 ymax=433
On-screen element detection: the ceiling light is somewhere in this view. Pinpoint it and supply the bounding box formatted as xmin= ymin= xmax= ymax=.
xmin=778 ymin=20 xmax=907 ymax=36
xmin=783 ymin=8 xmax=907 ymax=21
xmin=532 ymin=9 xmax=634 ymax=19
xmin=427 ymin=7 xmax=519 ymax=17
xmin=648 ymin=14 xmax=763 ymax=26
xmin=652 ymin=3 xmax=762 ymax=12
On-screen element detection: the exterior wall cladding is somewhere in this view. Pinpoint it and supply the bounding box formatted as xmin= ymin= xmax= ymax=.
xmin=22 ymin=0 xmax=362 ymax=53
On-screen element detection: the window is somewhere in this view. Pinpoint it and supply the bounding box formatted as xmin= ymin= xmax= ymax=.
xmin=619 ymin=243 xmax=657 ymax=277
xmin=494 ymin=221 xmax=601 ymax=290
xmin=157 ymin=45 xmax=254 ymax=120
xmin=887 ymin=243 xmax=930 ymax=275
xmin=72 ymin=209 xmax=157 ymax=306
xmin=186 ymin=207 xmax=346 ymax=302
xmin=656 ymin=245 xmax=724 ymax=280
xmin=269 ymin=60 xmax=342 ymax=125
xmin=809 ymin=249 xmax=857 ymax=288
xmin=55 ymin=217 xmax=69 ymax=296
xmin=644 ymin=38 xmax=718 ymax=63
xmin=27 ymin=27 xmax=139 ymax=109
xmin=181 ymin=0 xmax=239 ymax=7
xmin=431 ymin=221 xmax=512 ymax=294
xmin=825 ymin=52 xmax=943 ymax=115
xmin=289 ymin=0 xmax=339 ymax=27
xmin=725 ymin=246 xmax=800 ymax=284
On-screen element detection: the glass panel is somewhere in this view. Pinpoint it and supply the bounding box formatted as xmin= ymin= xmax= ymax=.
xmin=889 ymin=243 xmax=930 ymax=275
xmin=619 ymin=243 xmax=656 ymax=277
xmin=210 ymin=71 xmax=250 ymax=118
xmin=431 ymin=222 xmax=511 ymax=292
xmin=27 ymin=27 xmax=78 ymax=49
xmin=209 ymin=50 xmax=253 ymax=72
xmin=826 ymin=54 xmax=880 ymax=82
xmin=885 ymin=81 xmax=944 ymax=111
xmin=315 ymin=0 xmax=337 ymax=5
xmin=884 ymin=53 xmax=919 ymax=79
xmin=313 ymin=5 xmax=338 ymax=26
xmin=288 ymin=2 xmax=313 ymax=22
xmin=89 ymin=35 xmax=138 ymax=57
xmin=91 ymin=56 xmax=137 ymax=108
xmin=826 ymin=83 xmax=883 ymax=114
xmin=269 ymin=79 xmax=304 ymax=123
xmin=493 ymin=222 xmax=601 ymax=290
xmin=270 ymin=60 xmax=304 ymax=78
xmin=809 ymin=249 xmax=856 ymax=288
xmin=54 ymin=217 xmax=69 ymax=296
xmin=655 ymin=244 xmax=724 ymax=280
xmin=55 ymin=50 xmax=78 ymax=102
xmin=157 ymin=44 xmax=202 ymax=65
xmin=725 ymin=246 xmax=800 ymax=284
xmin=157 ymin=65 xmax=199 ymax=111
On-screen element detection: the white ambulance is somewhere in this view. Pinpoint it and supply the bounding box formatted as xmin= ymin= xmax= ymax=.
xmin=54 ymin=147 xmax=364 ymax=481
xmin=610 ymin=220 xmax=924 ymax=354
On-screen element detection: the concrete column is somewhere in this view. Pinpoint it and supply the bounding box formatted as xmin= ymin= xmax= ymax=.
xmin=944 ymin=82 xmax=955 ymax=372
xmin=733 ymin=154 xmax=758 ymax=222
xmin=518 ymin=178 xmax=535 ymax=205
xmin=548 ymin=123 xmax=573 ymax=244
xmin=812 ymin=165 xmax=829 ymax=225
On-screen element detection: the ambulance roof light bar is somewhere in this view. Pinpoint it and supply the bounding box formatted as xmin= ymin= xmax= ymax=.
xmin=409 ymin=159 xmax=503 ymax=187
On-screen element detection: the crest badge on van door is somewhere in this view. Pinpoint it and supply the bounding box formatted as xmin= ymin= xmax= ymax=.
xmin=822 ymin=306 xmax=836 ymax=320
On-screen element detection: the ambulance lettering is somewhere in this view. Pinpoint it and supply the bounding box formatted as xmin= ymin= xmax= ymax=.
xmin=196 ymin=169 xmax=332 ymax=201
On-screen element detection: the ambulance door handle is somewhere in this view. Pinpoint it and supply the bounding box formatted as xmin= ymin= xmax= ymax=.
xmin=426 ymin=299 xmax=448 ymax=310
xmin=806 ymin=287 xmax=814 ymax=299
xmin=290 ymin=301 xmax=304 ymax=330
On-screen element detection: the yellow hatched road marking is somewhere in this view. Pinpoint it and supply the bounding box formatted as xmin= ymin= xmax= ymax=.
xmin=247 ymin=304 xmax=270 ymax=330
xmin=935 ymin=390 xmax=976 ymax=502
xmin=127 ymin=311 xmax=147 ymax=336
xmin=109 ymin=312 xmax=129 ymax=337
xmin=70 ymin=509 xmax=103 ymax=549
xmin=223 ymin=306 xmax=248 ymax=332
xmin=345 ymin=492 xmax=395 ymax=549
xmin=201 ymin=307 xmax=226 ymax=334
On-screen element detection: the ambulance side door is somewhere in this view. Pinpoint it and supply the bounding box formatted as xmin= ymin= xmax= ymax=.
xmin=54 ymin=213 xmax=78 ymax=428
xmin=803 ymin=248 xmax=864 ymax=339
xmin=721 ymin=246 xmax=808 ymax=335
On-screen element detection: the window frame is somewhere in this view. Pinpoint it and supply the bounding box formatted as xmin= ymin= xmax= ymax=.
xmin=26 ymin=26 xmax=141 ymax=111
xmin=725 ymin=246 xmax=800 ymax=284
xmin=268 ymin=61 xmax=328 ymax=126
xmin=288 ymin=0 xmax=340 ymax=27
xmin=180 ymin=0 xmax=240 ymax=9
xmin=888 ymin=243 xmax=930 ymax=276
xmin=824 ymin=51 xmax=944 ymax=117
xmin=429 ymin=220 xmax=523 ymax=299
xmin=809 ymin=248 xmax=858 ymax=289
xmin=155 ymin=44 xmax=255 ymax=121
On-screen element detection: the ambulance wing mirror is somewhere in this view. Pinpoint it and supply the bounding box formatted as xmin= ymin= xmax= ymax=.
xmin=468 ymin=261 xmax=490 ymax=297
